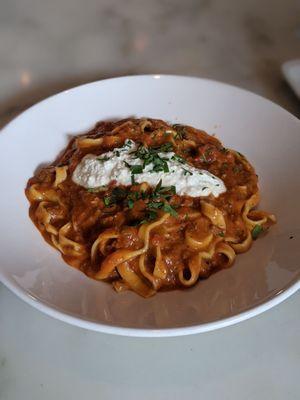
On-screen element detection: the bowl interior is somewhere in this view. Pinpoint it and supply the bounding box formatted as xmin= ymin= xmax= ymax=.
xmin=0 ymin=75 xmax=299 ymax=334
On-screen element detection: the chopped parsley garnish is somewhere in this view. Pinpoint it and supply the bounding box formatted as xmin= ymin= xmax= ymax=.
xmin=138 ymin=210 xmax=158 ymax=225
xmin=162 ymin=203 xmax=178 ymax=216
xmin=133 ymin=143 xmax=173 ymax=174
xmin=114 ymin=150 xmax=120 ymax=157
xmin=202 ymin=186 xmax=208 ymax=191
xmin=131 ymin=175 xmax=136 ymax=185
xmin=152 ymin=180 xmax=176 ymax=199
xmin=131 ymin=164 xmax=144 ymax=174
xmin=103 ymin=196 xmax=111 ymax=206
xmin=124 ymin=161 xmax=143 ymax=175
xmin=97 ymin=155 xmax=109 ymax=162
xmin=145 ymin=199 xmax=177 ymax=218
xmin=154 ymin=179 xmax=162 ymax=193
xmin=237 ymin=151 xmax=245 ymax=158
xmin=131 ymin=141 xmax=192 ymax=177
xmin=252 ymin=225 xmax=264 ymax=240
xmin=146 ymin=210 xmax=158 ymax=221
xmin=136 ymin=180 xmax=178 ymax=218
xmin=171 ymin=154 xmax=186 ymax=164
xmin=127 ymin=199 xmax=134 ymax=209
xmin=218 ymin=231 xmax=225 ymax=237
xmin=158 ymin=142 xmax=174 ymax=152
xmin=103 ymin=187 xmax=128 ymax=207
xmin=147 ymin=201 xmax=164 ymax=210
xmin=124 ymin=140 xmax=133 ymax=148
xmin=101 ymin=175 xmax=178 ymax=221
xmin=172 ymin=124 xmax=186 ymax=140
xmin=152 ymin=157 xmax=169 ymax=173
xmin=183 ymin=168 xmax=193 ymax=176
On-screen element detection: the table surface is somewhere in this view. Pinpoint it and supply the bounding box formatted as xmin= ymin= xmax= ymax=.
xmin=0 ymin=0 xmax=299 ymax=399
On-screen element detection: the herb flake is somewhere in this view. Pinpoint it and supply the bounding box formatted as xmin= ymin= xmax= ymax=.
xmin=252 ymin=225 xmax=264 ymax=240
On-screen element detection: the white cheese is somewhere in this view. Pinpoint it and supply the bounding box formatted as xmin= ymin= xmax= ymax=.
xmin=72 ymin=140 xmax=226 ymax=197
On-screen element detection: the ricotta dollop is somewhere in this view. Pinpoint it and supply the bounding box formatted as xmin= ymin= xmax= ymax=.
xmin=72 ymin=140 xmax=226 ymax=197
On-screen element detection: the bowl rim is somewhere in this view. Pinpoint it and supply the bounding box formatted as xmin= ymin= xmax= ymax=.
xmin=2 ymin=271 xmax=299 ymax=337
xmin=0 ymin=74 xmax=299 ymax=337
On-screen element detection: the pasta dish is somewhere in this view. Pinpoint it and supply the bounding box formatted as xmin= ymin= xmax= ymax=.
xmin=26 ymin=118 xmax=276 ymax=297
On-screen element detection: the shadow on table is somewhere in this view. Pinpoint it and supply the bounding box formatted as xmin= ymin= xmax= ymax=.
xmin=254 ymin=58 xmax=300 ymax=119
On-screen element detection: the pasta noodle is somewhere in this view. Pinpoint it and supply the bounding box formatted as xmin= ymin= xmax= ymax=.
xmin=25 ymin=118 xmax=276 ymax=297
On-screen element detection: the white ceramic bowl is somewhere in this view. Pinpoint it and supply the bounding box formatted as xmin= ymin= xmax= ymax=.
xmin=0 ymin=75 xmax=299 ymax=337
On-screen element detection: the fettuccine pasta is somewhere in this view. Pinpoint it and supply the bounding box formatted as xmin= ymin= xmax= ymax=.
xmin=25 ymin=118 xmax=276 ymax=297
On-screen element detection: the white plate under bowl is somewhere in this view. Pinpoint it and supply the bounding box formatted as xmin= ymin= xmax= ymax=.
xmin=0 ymin=75 xmax=299 ymax=337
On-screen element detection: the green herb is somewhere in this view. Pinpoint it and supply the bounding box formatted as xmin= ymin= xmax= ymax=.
xmin=168 ymin=185 xmax=176 ymax=194
xmin=154 ymin=179 xmax=162 ymax=193
xmin=157 ymin=142 xmax=173 ymax=152
xmin=183 ymin=168 xmax=193 ymax=176
xmin=252 ymin=225 xmax=264 ymax=240
xmin=102 ymin=187 xmax=128 ymax=207
xmin=103 ymin=196 xmax=111 ymax=206
xmin=237 ymin=151 xmax=245 ymax=159
xmin=124 ymin=140 xmax=133 ymax=148
xmin=151 ymin=157 xmax=168 ymax=173
xmin=147 ymin=201 xmax=164 ymax=210
xmin=134 ymin=145 xmax=148 ymax=160
xmin=163 ymin=203 xmax=178 ymax=216
xmin=124 ymin=161 xmax=143 ymax=175
xmin=130 ymin=165 xmax=143 ymax=174
xmin=133 ymin=144 xmax=172 ymax=173
xmin=131 ymin=175 xmax=136 ymax=185
xmin=163 ymin=162 xmax=169 ymax=173
xmin=114 ymin=150 xmax=120 ymax=157
xmin=97 ymin=155 xmax=109 ymax=162
xmin=133 ymin=192 xmax=141 ymax=200
xmin=202 ymin=186 xmax=208 ymax=191
xmin=171 ymin=154 xmax=186 ymax=164
xmin=152 ymin=181 xmax=176 ymax=199
xmin=172 ymin=124 xmax=186 ymax=140
xmin=138 ymin=210 xmax=158 ymax=224
xmin=218 ymin=232 xmax=225 ymax=237
xmin=128 ymin=199 xmax=134 ymax=209
xmin=148 ymin=210 xmax=158 ymax=220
